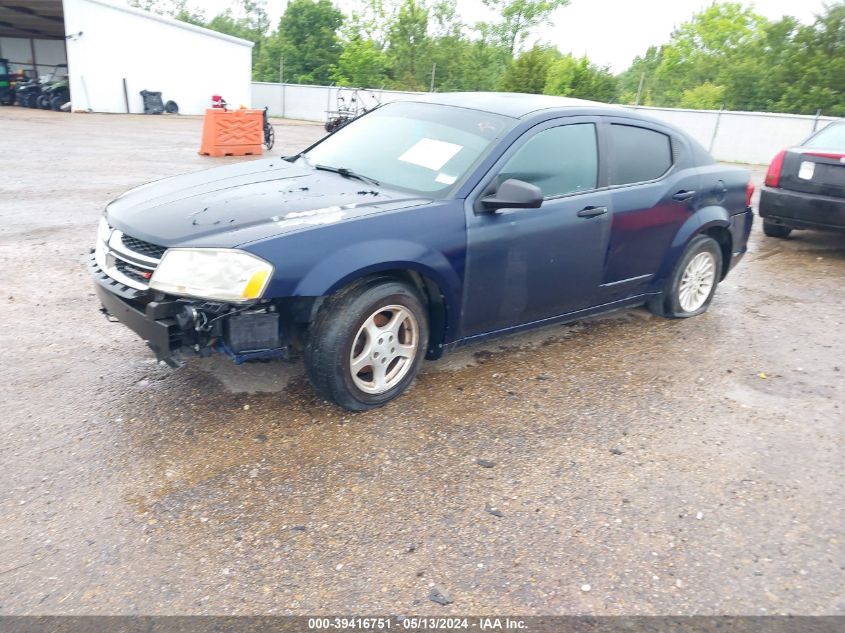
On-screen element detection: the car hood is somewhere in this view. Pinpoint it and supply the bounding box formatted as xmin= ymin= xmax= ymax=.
xmin=105 ymin=158 xmax=433 ymax=248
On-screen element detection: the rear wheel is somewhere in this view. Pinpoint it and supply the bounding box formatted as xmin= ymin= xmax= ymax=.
xmin=36 ymin=94 xmax=51 ymax=109
xmin=763 ymin=219 xmax=792 ymax=238
xmin=264 ymin=124 xmax=275 ymax=149
xmin=648 ymin=235 xmax=722 ymax=318
xmin=304 ymin=279 xmax=429 ymax=411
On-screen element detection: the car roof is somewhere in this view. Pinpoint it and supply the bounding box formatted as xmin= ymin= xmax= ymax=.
xmin=403 ymin=91 xmax=623 ymax=118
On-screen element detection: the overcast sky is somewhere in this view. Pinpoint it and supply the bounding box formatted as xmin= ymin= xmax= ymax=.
xmin=191 ymin=0 xmax=829 ymax=72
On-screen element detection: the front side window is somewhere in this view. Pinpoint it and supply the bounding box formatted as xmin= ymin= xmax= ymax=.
xmin=303 ymin=102 xmax=514 ymax=195
xmin=609 ymin=124 xmax=672 ymax=185
xmin=499 ymin=123 xmax=598 ymax=198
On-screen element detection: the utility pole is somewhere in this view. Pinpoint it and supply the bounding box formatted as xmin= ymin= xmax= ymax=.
xmin=635 ymin=72 xmax=645 ymax=106
xmin=280 ymin=55 xmax=285 ymax=118
xmin=430 ymin=62 xmax=436 ymax=93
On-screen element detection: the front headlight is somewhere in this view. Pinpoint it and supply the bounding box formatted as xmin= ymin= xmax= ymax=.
xmin=149 ymin=248 xmax=273 ymax=303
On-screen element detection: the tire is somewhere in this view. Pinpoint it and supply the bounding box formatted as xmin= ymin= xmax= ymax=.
xmin=647 ymin=235 xmax=723 ymax=319
xmin=264 ymin=124 xmax=275 ymax=150
xmin=50 ymin=95 xmax=64 ymax=111
xmin=37 ymin=94 xmax=51 ymax=109
xmin=763 ymin=219 xmax=792 ymax=238
xmin=304 ymin=279 xmax=429 ymax=411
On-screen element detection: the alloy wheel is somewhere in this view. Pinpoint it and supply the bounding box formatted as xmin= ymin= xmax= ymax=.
xmin=349 ymin=305 xmax=419 ymax=394
xmin=678 ymin=251 xmax=716 ymax=312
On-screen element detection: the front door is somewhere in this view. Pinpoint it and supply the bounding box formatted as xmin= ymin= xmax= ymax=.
xmin=461 ymin=118 xmax=612 ymax=338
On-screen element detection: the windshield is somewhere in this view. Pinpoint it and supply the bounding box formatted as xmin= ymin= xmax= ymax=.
xmin=804 ymin=122 xmax=845 ymax=149
xmin=303 ymin=102 xmax=514 ymax=195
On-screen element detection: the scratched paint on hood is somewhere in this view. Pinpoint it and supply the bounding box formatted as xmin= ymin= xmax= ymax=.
xmin=105 ymin=157 xmax=433 ymax=248
xmin=271 ymin=206 xmax=349 ymax=229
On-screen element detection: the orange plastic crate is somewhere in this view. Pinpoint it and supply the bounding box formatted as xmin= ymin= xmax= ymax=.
xmin=199 ymin=108 xmax=263 ymax=157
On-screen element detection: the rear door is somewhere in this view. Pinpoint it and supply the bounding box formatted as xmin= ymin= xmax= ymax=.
xmin=600 ymin=119 xmax=700 ymax=301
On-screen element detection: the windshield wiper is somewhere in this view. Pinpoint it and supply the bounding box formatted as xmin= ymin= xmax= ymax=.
xmin=314 ymin=164 xmax=380 ymax=187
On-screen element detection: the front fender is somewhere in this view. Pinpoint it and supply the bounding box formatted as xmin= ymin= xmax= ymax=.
xmin=295 ymin=239 xmax=459 ymax=295
xmin=650 ymin=205 xmax=730 ymax=290
xmin=292 ymin=239 xmax=463 ymax=334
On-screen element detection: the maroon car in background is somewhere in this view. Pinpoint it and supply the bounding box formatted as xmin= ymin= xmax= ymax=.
xmin=759 ymin=120 xmax=845 ymax=238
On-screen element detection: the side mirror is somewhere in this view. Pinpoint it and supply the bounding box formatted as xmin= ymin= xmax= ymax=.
xmin=480 ymin=178 xmax=544 ymax=212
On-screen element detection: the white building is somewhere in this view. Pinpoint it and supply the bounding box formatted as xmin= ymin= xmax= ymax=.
xmin=0 ymin=0 xmax=253 ymax=115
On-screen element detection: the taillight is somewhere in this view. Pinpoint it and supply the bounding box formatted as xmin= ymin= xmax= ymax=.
xmin=765 ymin=150 xmax=786 ymax=187
xmin=746 ymin=179 xmax=755 ymax=208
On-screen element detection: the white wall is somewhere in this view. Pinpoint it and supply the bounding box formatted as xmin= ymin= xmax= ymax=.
xmin=63 ymin=0 xmax=253 ymax=115
xmin=628 ymin=106 xmax=838 ymax=165
xmin=252 ymin=82 xmax=420 ymax=123
xmin=0 ymin=37 xmax=67 ymax=76
xmin=252 ymin=82 xmax=840 ymax=165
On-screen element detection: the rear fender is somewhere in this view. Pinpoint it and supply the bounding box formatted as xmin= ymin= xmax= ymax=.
xmin=650 ymin=205 xmax=730 ymax=291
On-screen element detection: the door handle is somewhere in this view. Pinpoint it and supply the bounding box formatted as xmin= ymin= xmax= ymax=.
xmin=672 ymin=190 xmax=697 ymax=202
xmin=577 ymin=206 xmax=608 ymax=218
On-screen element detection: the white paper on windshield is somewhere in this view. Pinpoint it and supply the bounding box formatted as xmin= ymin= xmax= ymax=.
xmin=399 ymin=138 xmax=463 ymax=171
xmin=435 ymin=173 xmax=457 ymax=185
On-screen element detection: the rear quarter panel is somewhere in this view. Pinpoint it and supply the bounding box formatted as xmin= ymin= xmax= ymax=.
xmin=696 ymin=164 xmax=750 ymax=216
xmin=650 ymin=163 xmax=750 ymax=289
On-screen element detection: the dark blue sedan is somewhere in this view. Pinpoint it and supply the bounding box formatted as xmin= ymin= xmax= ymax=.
xmin=91 ymin=93 xmax=754 ymax=410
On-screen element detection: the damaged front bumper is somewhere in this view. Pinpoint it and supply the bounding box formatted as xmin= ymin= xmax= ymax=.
xmin=90 ymin=253 xmax=288 ymax=366
xmin=94 ymin=282 xmax=181 ymax=364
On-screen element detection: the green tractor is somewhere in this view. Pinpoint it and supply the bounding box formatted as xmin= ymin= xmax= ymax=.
xmin=0 ymin=58 xmax=13 ymax=105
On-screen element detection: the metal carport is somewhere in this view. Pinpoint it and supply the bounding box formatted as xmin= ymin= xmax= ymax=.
xmin=0 ymin=1 xmax=67 ymax=76
xmin=0 ymin=0 xmax=253 ymax=114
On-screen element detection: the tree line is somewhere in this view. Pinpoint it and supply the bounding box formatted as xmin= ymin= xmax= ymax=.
xmin=131 ymin=0 xmax=845 ymax=115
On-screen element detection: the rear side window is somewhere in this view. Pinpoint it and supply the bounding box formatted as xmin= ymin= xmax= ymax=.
xmin=500 ymin=123 xmax=598 ymax=197
xmin=610 ymin=124 xmax=672 ymax=185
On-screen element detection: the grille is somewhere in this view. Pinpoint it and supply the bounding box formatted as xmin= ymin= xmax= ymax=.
xmin=121 ymin=233 xmax=167 ymax=259
xmin=115 ymin=260 xmax=153 ymax=284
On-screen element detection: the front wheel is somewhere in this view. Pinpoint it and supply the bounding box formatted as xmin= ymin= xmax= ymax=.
xmin=763 ymin=219 xmax=792 ymax=238
xmin=304 ymin=279 xmax=429 ymax=411
xmin=264 ymin=124 xmax=275 ymax=150
xmin=648 ymin=235 xmax=723 ymax=318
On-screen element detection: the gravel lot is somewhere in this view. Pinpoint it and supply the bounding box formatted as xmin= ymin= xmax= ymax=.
xmin=0 ymin=107 xmax=843 ymax=616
